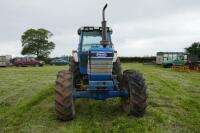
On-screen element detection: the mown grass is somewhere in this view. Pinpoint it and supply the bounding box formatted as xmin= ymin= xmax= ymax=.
xmin=0 ymin=64 xmax=199 ymax=133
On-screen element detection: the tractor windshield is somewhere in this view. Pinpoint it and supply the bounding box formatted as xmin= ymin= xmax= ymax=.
xmin=82 ymin=31 xmax=111 ymax=51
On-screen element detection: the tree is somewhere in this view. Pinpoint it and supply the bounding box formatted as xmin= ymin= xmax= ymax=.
xmin=185 ymin=42 xmax=200 ymax=58
xmin=21 ymin=28 xmax=55 ymax=60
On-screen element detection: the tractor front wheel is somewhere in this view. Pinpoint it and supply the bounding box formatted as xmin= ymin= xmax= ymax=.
xmin=121 ymin=69 xmax=147 ymax=117
xmin=55 ymin=70 xmax=75 ymax=121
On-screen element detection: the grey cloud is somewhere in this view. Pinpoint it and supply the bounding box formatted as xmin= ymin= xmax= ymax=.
xmin=0 ymin=0 xmax=200 ymax=57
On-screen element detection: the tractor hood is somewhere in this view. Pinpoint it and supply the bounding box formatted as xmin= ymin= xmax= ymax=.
xmin=88 ymin=48 xmax=114 ymax=81
xmin=88 ymin=48 xmax=114 ymax=58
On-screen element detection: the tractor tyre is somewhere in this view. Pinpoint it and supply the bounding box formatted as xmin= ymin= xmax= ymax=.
xmin=55 ymin=70 xmax=75 ymax=121
xmin=113 ymin=58 xmax=122 ymax=82
xmin=121 ymin=69 xmax=147 ymax=117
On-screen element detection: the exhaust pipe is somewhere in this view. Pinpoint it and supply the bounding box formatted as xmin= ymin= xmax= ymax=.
xmin=100 ymin=4 xmax=109 ymax=48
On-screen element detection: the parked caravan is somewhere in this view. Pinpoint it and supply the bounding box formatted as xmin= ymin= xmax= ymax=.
xmin=0 ymin=55 xmax=12 ymax=67
xmin=156 ymin=52 xmax=187 ymax=65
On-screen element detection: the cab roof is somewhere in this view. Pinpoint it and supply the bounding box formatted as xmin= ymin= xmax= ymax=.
xmin=77 ymin=26 xmax=113 ymax=35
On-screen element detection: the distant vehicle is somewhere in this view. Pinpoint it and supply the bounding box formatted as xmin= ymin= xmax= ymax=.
xmin=13 ymin=57 xmax=44 ymax=67
xmin=162 ymin=58 xmax=187 ymax=68
xmin=50 ymin=59 xmax=69 ymax=65
xmin=156 ymin=52 xmax=188 ymax=67
xmin=0 ymin=55 xmax=12 ymax=67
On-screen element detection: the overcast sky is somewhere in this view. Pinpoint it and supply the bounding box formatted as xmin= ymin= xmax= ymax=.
xmin=0 ymin=0 xmax=200 ymax=57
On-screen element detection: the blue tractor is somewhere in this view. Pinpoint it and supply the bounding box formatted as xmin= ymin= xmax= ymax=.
xmin=55 ymin=4 xmax=147 ymax=121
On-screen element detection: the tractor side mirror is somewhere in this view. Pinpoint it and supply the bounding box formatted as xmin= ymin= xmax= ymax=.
xmin=72 ymin=50 xmax=78 ymax=63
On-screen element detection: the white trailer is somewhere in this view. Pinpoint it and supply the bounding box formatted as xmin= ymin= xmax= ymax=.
xmin=0 ymin=55 xmax=12 ymax=67
xmin=156 ymin=52 xmax=187 ymax=65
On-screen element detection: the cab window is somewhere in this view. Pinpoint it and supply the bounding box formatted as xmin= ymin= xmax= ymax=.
xmin=82 ymin=31 xmax=112 ymax=51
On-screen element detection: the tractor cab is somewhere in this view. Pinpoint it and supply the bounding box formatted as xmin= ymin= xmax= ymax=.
xmin=77 ymin=27 xmax=113 ymax=74
xmin=78 ymin=27 xmax=113 ymax=51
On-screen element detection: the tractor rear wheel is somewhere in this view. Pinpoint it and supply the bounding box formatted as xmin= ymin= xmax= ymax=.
xmin=55 ymin=70 xmax=75 ymax=121
xmin=121 ymin=69 xmax=147 ymax=117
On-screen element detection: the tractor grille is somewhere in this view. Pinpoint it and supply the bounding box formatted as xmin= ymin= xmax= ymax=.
xmin=88 ymin=60 xmax=113 ymax=74
xmin=88 ymin=51 xmax=113 ymax=75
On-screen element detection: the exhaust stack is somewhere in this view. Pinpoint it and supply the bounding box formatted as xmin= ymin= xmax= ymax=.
xmin=100 ymin=4 xmax=109 ymax=48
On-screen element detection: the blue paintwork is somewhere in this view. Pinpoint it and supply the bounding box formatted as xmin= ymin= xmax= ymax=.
xmin=78 ymin=52 xmax=88 ymax=74
xmin=80 ymin=66 xmax=87 ymax=74
xmin=89 ymin=81 xmax=114 ymax=90
xmin=89 ymin=74 xmax=112 ymax=81
xmin=88 ymin=48 xmax=113 ymax=82
xmin=89 ymin=47 xmax=114 ymax=52
xmin=73 ymin=27 xmax=128 ymax=100
xmin=73 ymin=90 xmax=128 ymax=100
xmin=78 ymin=31 xmax=113 ymax=75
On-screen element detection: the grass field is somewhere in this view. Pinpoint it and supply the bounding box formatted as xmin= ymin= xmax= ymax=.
xmin=0 ymin=64 xmax=200 ymax=133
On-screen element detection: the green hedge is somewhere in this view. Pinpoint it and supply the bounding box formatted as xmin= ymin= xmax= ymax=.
xmin=119 ymin=56 xmax=156 ymax=63
xmin=43 ymin=56 xmax=156 ymax=64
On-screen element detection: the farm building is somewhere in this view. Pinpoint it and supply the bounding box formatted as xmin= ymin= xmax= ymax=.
xmin=156 ymin=52 xmax=187 ymax=65
xmin=0 ymin=55 xmax=12 ymax=67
